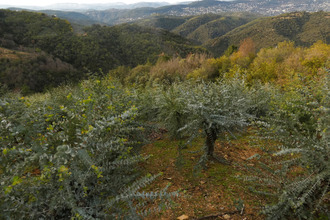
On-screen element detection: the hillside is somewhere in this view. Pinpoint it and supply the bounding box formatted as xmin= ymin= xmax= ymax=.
xmin=39 ymin=10 xmax=104 ymax=27
xmin=172 ymin=13 xmax=260 ymax=44
xmin=0 ymin=9 xmax=205 ymax=93
xmin=0 ymin=47 xmax=77 ymax=93
xmin=0 ymin=9 xmax=205 ymax=68
xmin=84 ymin=7 xmax=157 ymax=25
xmin=133 ymin=15 xmax=191 ymax=31
xmin=172 ymin=14 xmax=224 ymax=38
xmin=133 ymin=13 xmax=260 ymax=45
xmin=68 ymin=0 xmax=329 ymax=25
xmin=104 ymin=23 xmax=207 ymax=67
xmin=206 ymin=11 xmax=330 ymax=56
xmin=0 ymin=10 xmax=73 ymax=47
xmin=3 ymin=0 xmax=328 ymax=26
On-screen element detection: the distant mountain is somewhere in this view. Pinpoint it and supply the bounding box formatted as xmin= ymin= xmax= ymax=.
xmin=134 ymin=13 xmax=261 ymax=44
xmin=0 ymin=2 xmax=170 ymax=11
xmin=134 ymin=15 xmax=191 ymax=31
xmin=39 ymin=10 xmax=104 ymax=26
xmin=175 ymin=13 xmax=261 ymax=44
xmin=205 ymin=11 xmax=330 ymax=56
xmin=172 ymin=14 xmax=225 ymax=37
xmin=45 ymin=2 xmax=170 ymax=11
xmin=127 ymin=2 xmax=170 ymax=9
xmin=0 ymin=5 xmax=11 ymax=9
xmin=4 ymin=0 xmax=328 ymax=26
xmin=82 ymin=0 xmax=329 ymax=25
xmin=3 ymin=8 xmax=104 ymax=32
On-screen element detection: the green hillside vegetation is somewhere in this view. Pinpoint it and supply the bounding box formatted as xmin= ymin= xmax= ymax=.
xmin=135 ymin=13 xmax=260 ymax=45
xmin=185 ymin=14 xmax=259 ymax=44
xmin=37 ymin=10 xmax=107 ymax=33
xmin=39 ymin=10 xmax=104 ymax=27
xmin=134 ymin=15 xmax=191 ymax=31
xmin=0 ymin=10 xmax=73 ymax=48
xmin=110 ymin=40 xmax=329 ymax=88
xmin=6 ymin=8 xmax=103 ymax=32
xmin=206 ymin=11 xmax=330 ymax=56
xmin=134 ymin=13 xmax=260 ymax=45
xmin=172 ymin=14 xmax=224 ymax=38
xmin=0 ymin=9 xmax=205 ymax=93
xmin=0 ymin=47 xmax=77 ymax=93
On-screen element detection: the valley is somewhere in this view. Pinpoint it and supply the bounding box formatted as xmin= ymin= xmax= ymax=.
xmin=0 ymin=2 xmax=329 ymax=219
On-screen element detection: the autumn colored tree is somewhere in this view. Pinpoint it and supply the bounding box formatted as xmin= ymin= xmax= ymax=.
xmin=229 ymin=38 xmax=256 ymax=69
xmin=238 ymin=38 xmax=256 ymax=57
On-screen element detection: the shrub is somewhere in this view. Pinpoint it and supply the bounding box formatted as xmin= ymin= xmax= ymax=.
xmin=154 ymin=78 xmax=266 ymax=168
xmin=149 ymin=53 xmax=209 ymax=84
xmin=0 ymin=78 xmax=174 ymax=219
xmin=245 ymin=74 xmax=329 ymax=219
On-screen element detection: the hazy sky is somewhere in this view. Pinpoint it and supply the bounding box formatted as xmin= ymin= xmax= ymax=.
xmin=1 ymin=0 xmax=187 ymax=6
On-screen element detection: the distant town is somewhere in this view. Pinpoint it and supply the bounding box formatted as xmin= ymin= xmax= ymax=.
xmin=1 ymin=0 xmax=329 ymax=25
xmin=167 ymin=0 xmax=330 ymax=16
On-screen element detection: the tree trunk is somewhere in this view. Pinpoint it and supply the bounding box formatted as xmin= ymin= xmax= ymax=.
xmin=205 ymin=127 xmax=217 ymax=156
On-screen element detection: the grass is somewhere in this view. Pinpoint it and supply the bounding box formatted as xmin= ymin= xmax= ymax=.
xmin=140 ymin=129 xmax=272 ymax=219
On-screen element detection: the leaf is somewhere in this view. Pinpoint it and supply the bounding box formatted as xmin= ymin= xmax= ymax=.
xmin=2 ymin=148 xmax=8 ymax=155
xmin=177 ymin=214 xmax=189 ymax=220
xmin=77 ymin=149 xmax=93 ymax=166
xmin=12 ymin=176 xmax=22 ymax=186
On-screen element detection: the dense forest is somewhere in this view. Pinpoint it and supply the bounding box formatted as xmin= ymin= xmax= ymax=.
xmin=0 ymin=8 xmax=329 ymax=220
xmin=0 ymin=10 xmax=204 ymax=93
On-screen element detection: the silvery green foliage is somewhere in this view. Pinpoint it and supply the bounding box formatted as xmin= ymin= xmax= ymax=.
xmin=0 ymin=79 xmax=174 ymax=219
xmin=155 ymin=78 xmax=262 ymax=166
xmin=156 ymin=84 xmax=191 ymax=139
xmin=133 ymin=85 xmax=161 ymax=122
xmin=246 ymin=78 xmax=329 ymax=219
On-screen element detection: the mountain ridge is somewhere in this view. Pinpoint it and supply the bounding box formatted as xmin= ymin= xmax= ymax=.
xmin=83 ymin=0 xmax=329 ymax=25
xmin=2 ymin=0 xmax=328 ymax=26
xmin=205 ymin=11 xmax=330 ymax=55
xmin=0 ymin=2 xmax=170 ymax=11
